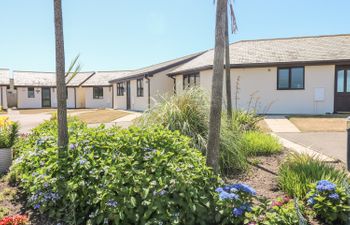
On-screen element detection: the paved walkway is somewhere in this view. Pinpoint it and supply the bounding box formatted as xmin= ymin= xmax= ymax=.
xmin=277 ymin=132 xmax=346 ymax=163
xmin=264 ymin=116 xmax=300 ymax=133
xmin=264 ymin=116 xmax=346 ymax=163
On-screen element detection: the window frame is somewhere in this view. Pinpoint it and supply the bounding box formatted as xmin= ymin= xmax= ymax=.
xmin=136 ymin=79 xmax=144 ymax=97
xmin=117 ymin=82 xmax=125 ymax=96
xmin=93 ymin=87 xmax=104 ymax=99
xmin=277 ymin=67 xmax=305 ymax=90
xmin=27 ymin=87 xmax=35 ymax=98
xmin=183 ymin=73 xmax=200 ymax=90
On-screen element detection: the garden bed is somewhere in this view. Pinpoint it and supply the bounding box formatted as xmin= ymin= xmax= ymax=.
xmin=227 ymin=150 xmax=287 ymax=200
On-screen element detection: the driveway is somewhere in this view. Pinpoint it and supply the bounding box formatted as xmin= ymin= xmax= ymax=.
xmin=277 ymin=132 xmax=346 ymax=163
xmin=264 ymin=116 xmax=347 ymax=163
xmin=5 ymin=109 xmax=141 ymax=134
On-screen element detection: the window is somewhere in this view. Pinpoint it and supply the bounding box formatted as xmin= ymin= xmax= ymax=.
xmin=183 ymin=73 xmax=200 ymax=89
xmin=27 ymin=87 xmax=35 ymax=98
xmin=277 ymin=67 xmax=304 ymax=90
xmin=117 ymin=82 xmax=125 ymax=96
xmin=93 ymin=87 xmax=104 ymax=99
xmin=137 ymin=79 xmax=144 ymax=97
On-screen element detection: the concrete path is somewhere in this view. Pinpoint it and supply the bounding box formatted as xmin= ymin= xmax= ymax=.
xmin=264 ymin=116 xmax=300 ymax=133
xmin=7 ymin=112 xmax=52 ymax=134
xmin=277 ymin=132 xmax=346 ymax=163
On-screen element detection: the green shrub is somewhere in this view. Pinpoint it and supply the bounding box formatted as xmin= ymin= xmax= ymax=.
xmin=0 ymin=116 xmax=19 ymax=148
xmin=220 ymin=116 xmax=248 ymax=173
xmin=138 ymin=88 xmax=248 ymax=173
xmin=231 ymin=110 xmax=262 ymax=132
xmin=306 ymin=180 xmax=350 ymax=224
xmin=278 ymin=153 xmax=349 ymax=198
xmin=11 ymin=119 xmax=221 ymax=225
xmin=137 ymin=87 xmax=209 ymax=151
xmin=241 ymin=131 xmax=282 ymax=156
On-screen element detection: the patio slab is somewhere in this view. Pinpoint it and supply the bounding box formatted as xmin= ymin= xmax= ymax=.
xmin=264 ymin=116 xmax=300 ymax=133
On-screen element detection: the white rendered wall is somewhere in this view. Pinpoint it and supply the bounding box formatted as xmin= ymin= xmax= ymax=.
xmin=84 ymin=86 xmax=113 ymax=108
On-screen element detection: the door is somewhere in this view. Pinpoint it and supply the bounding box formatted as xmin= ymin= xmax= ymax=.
xmin=126 ymin=81 xmax=131 ymax=110
xmin=42 ymin=87 xmax=51 ymax=108
xmin=335 ymin=67 xmax=350 ymax=112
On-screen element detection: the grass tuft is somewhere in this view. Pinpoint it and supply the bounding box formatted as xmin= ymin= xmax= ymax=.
xmin=278 ymin=153 xmax=349 ymax=198
xmin=241 ymin=131 xmax=282 ymax=156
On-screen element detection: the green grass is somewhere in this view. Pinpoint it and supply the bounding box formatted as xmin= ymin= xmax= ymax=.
xmin=241 ymin=131 xmax=282 ymax=156
xmin=278 ymin=153 xmax=349 ymax=198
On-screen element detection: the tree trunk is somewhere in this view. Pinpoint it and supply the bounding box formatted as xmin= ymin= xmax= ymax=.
xmin=54 ymin=0 xmax=68 ymax=156
xmin=225 ymin=9 xmax=233 ymax=121
xmin=207 ymin=0 xmax=226 ymax=173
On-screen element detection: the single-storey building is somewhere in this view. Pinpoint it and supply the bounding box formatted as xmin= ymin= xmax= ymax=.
xmin=14 ymin=71 xmax=57 ymax=109
xmin=109 ymin=53 xmax=203 ymax=111
xmin=13 ymin=71 xmax=96 ymax=109
xmin=168 ymin=34 xmax=350 ymax=114
xmin=0 ymin=69 xmax=9 ymax=110
xmin=81 ymin=71 xmax=130 ymax=108
xmin=66 ymin=72 xmax=95 ymax=108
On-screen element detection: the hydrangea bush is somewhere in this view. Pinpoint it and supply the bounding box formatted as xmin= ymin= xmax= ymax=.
xmin=215 ymin=183 xmax=256 ymax=224
xmin=306 ymin=180 xmax=350 ymax=224
xmin=11 ymin=119 xmax=222 ymax=225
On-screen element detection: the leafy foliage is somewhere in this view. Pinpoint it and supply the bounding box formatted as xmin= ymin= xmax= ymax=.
xmin=138 ymin=88 xmax=251 ymax=174
xmin=11 ymin=119 xmax=221 ymax=225
xmin=278 ymin=153 xmax=349 ymax=198
xmin=0 ymin=116 xmax=19 ymax=148
xmin=241 ymin=131 xmax=282 ymax=156
xmin=306 ymin=180 xmax=350 ymax=224
xmin=231 ymin=110 xmax=263 ymax=132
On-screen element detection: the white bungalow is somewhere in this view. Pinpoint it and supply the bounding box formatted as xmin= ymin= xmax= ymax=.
xmin=109 ymin=53 xmax=203 ymax=111
xmin=81 ymin=71 xmax=130 ymax=108
xmin=13 ymin=71 xmax=96 ymax=109
xmin=0 ymin=69 xmax=10 ymax=110
xmin=168 ymin=34 xmax=350 ymax=114
xmin=14 ymin=71 xmax=57 ymax=109
xmin=66 ymin=72 xmax=95 ymax=108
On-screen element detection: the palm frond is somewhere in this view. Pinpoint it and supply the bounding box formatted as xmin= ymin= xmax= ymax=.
xmin=65 ymin=54 xmax=81 ymax=84
xmin=213 ymin=0 xmax=238 ymax=34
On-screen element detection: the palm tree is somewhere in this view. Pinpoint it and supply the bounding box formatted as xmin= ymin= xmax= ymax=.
xmin=225 ymin=0 xmax=237 ymax=121
xmin=206 ymin=0 xmax=227 ymax=173
xmin=54 ymin=0 xmax=68 ymax=157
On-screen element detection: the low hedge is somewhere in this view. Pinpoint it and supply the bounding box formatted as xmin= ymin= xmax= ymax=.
xmin=11 ymin=119 xmax=221 ymax=225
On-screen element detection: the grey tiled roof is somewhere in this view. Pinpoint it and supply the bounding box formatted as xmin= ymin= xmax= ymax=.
xmin=169 ymin=34 xmax=350 ymax=75
xmin=0 ymin=69 xmax=10 ymax=85
xmin=109 ymin=52 xmax=204 ymax=82
xmin=13 ymin=71 xmax=96 ymax=87
xmin=82 ymin=71 xmax=130 ymax=86
xmin=13 ymin=71 xmax=56 ymax=86
xmin=66 ymin=72 xmax=95 ymax=87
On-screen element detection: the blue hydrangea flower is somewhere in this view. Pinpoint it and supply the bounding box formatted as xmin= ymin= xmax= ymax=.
xmin=34 ymin=203 xmax=41 ymax=209
xmin=307 ymin=197 xmax=316 ymax=206
xmin=79 ymin=158 xmax=87 ymax=165
xmin=69 ymin=143 xmax=77 ymax=150
xmin=106 ymin=200 xmax=118 ymax=207
xmin=328 ymin=193 xmax=340 ymax=200
xmin=215 ymin=187 xmax=224 ymax=193
xmin=316 ymin=180 xmax=336 ymax=192
xmin=219 ymin=191 xmax=238 ymax=200
xmin=232 ymin=207 xmax=244 ymax=217
xmin=231 ymin=183 xmax=256 ymax=196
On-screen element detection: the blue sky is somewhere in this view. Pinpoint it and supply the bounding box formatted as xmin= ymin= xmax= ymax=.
xmin=0 ymin=0 xmax=349 ymax=72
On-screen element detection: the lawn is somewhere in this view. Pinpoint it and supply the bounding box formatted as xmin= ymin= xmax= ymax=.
xmin=18 ymin=109 xmax=56 ymax=114
xmin=288 ymin=116 xmax=347 ymax=132
xmin=75 ymin=109 xmax=130 ymax=124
